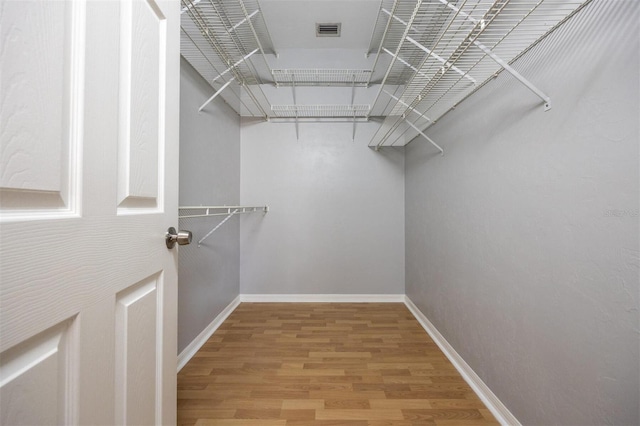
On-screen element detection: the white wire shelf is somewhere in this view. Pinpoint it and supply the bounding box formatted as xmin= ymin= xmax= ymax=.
xmin=179 ymin=205 xmax=268 ymax=246
xmin=272 ymin=69 xmax=373 ymax=86
xmin=271 ymin=105 xmax=371 ymax=118
xmin=179 ymin=0 xmax=591 ymax=127
xmin=367 ymin=0 xmax=591 ymax=148
xmin=179 ymin=205 xmax=268 ymax=219
xmin=180 ymin=0 xmax=275 ymax=118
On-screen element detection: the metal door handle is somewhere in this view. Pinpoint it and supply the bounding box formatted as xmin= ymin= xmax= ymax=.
xmin=166 ymin=227 xmax=192 ymax=249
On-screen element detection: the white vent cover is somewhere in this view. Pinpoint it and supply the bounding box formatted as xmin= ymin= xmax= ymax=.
xmin=316 ymin=23 xmax=341 ymax=37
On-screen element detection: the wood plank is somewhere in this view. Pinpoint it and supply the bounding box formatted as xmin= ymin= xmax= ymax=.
xmin=324 ymin=399 xmax=371 ymax=409
xmin=315 ymin=409 xmax=404 ymax=420
xmin=369 ymin=399 xmax=432 ymax=409
xmin=194 ymin=420 xmax=286 ymax=426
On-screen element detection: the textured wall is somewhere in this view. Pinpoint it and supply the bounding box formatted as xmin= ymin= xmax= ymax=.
xmin=178 ymin=58 xmax=241 ymax=353
xmin=405 ymin=1 xmax=639 ymax=425
xmin=240 ymin=120 xmax=405 ymax=295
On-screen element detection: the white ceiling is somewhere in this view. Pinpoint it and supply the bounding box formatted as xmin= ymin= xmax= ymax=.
xmin=259 ymin=0 xmax=381 ymax=51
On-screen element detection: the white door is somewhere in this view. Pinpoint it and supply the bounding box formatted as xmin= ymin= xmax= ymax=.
xmin=0 ymin=0 xmax=180 ymax=424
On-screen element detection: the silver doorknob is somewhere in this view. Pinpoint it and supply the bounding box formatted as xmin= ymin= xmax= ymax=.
xmin=166 ymin=227 xmax=192 ymax=249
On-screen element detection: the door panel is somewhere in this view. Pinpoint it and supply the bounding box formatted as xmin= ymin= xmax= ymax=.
xmin=0 ymin=319 xmax=75 ymax=425
xmin=0 ymin=0 xmax=82 ymax=216
xmin=115 ymin=274 xmax=161 ymax=425
xmin=0 ymin=0 xmax=179 ymax=424
xmin=118 ymin=0 xmax=165 ymax=210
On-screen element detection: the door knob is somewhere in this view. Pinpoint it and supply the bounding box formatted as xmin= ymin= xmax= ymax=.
xmin=166 ymin=227 xmax=192 ymax=249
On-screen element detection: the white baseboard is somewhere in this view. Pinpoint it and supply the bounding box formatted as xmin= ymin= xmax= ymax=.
xmin=177 ymin=295 xmax=241 ymax=372
xmin=239 ymin=294 xmax=405 ymax=303
xmin=404 ymin=296 xmax=521 ymax=426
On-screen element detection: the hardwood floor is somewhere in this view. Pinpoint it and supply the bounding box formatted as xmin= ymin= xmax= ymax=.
xmin=177 ymin=303 xmax=499 ymax=426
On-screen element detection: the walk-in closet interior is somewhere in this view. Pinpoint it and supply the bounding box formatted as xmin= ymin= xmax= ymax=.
xmin=177 ymin=0 xmax=639 ymax=424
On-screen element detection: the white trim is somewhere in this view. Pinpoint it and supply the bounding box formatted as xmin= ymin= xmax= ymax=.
xmin=177 ymin=295 xmax=241 ymax=372
xmin=239 ymin=294 xmax=405 ymax=303
xmin=404 ymin=296 xmax=521 ymax=426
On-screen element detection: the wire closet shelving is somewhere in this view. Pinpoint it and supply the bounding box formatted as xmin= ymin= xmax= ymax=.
xmin=272 ymin=69 xmax=373 ymax=87
xmin=180 ymin=0 xmax=591 ymax=148
xmin=180 ymin=0 xmax=276 ymax=117
xmin=367 ymin=0 xmax=591 ymax=149
xmin=179 ymin=205 xmax=268 ymax=246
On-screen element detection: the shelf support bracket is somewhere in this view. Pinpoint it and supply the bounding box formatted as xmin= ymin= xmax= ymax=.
xmin=433 ymin=0 xmax=550 ymax=110
xmin=404 ymin=119 xmax=444 ymax=155
xmin=199 ymin=77 xmax=235 ymax=112
xmin=474 ymin=41 xmax=551 ymax=110
xmin=383 ymin=89 xmax=433 ymax=124
xmin=352 ymin=109 xmax=357 ymax=141
xmin=229 ymin=9 xmax=260 ymax=33
xmin=382 ymin=48 xmax=431 ymax=82
xmin=292 ymin=75 xmax=299 ymax=140
xmin=351 ymin=74 xmax=357 ymax=141
xmin=212 ymin=48 xmax=258 ymax=83
xmin=198 ymin=209 xmax=239 ymax=246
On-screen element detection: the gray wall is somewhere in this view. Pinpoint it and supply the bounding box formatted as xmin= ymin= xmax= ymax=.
xmin=405 ymin=1 xmax=639 ymax=425
xmin=240 ymin=121 xmax=405 ymax=294
xmin=178 ymin=58 xmax=241 ymax=353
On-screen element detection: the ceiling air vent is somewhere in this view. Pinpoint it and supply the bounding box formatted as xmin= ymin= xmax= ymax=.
xmin=316 ymin=23 xmax=341 ymax=37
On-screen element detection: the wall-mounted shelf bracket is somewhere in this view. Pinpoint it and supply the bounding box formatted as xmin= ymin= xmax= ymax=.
xmin=292 ymin=75 xmax=299 ymax=140
xmin=433 ymin=0 xmax=551 ymax=110
xmin=351 ymin=74 xmax=357 ymax=141
xmin=199 ymin=77 xmax=236 ymax=112
xmin=474 ymin=41 xmax=551 ymax=110
xmin=352 ymin=109 xmax=357 ymax=141
xmin=198 ymin=209 xmax=238 ymax=246
xmin=404 ymin=119 xmax=444 ymax=155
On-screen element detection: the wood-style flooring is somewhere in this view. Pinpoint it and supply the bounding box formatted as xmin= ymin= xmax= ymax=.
xmin=177 ymin=303 xmax=499 ymax=426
